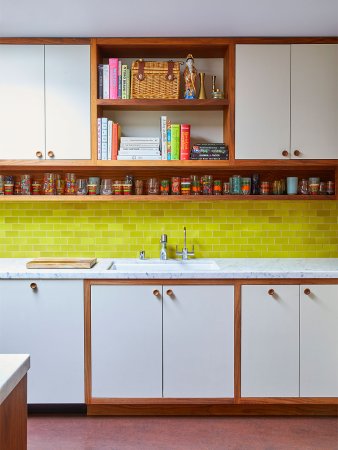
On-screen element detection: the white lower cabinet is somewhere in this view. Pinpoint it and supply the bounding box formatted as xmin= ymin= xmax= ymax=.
xmin=241 ymin=285 xmax=300 ymax=397
xmin=163 ymin=285 xmax=234 ymax=398
xmin=241 ymin=284 xmax=338 ymax=398
xmin=300 ymin=285 xmax=338 ymax=397
xmin=0 ymin=280 xmax=84 ymax=403
xmin=91 ymin=285 xmax=162 ymax=398
xmin=90 ymin=284 xmax=234 ymax=398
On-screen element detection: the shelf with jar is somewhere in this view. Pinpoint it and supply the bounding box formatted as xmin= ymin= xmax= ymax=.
xmin=0 ymin=171 xmax=336 ymax=201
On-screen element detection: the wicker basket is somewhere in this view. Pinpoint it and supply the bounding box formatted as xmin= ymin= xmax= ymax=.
xmin=131 ymin=60 xmax=180 ymax=99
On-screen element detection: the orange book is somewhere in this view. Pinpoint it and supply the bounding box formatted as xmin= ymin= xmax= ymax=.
xmin=180 ymin=124 xmax=190 ymax=160
xmin=112 ymin=123 xmax=121 ymax=160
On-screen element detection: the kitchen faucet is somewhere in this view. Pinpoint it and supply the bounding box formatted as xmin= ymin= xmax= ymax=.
xmin=160 ymin=234 xmax=168 ymax=260
xmin=176 ymin=227 xmax=195 ymax=260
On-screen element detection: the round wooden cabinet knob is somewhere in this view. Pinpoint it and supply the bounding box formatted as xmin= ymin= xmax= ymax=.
xmin=166 ymin=289 xmax=173 ymax=297
xmin=153 ymin=289 xmax=160 ymax=297
xmin=282 ymin=150 xmax=289 ymax=157
xmin=48 ymin=150 xmax=55 ymax=158
xmin=30 ymin=282 xmax=37 ymax=290
xmin=268 ymin=289 xmax=275 ymax=296
xmin=36 ymin=151 xmax=43 ymax=158
xmin=293 ymin=149 xmax=301 ymax=157
xmin=304 ymin=288 xmax=311 ymax=296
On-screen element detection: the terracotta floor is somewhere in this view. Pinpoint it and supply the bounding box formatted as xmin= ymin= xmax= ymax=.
xmin=28 ymin=415 xmax=338 ymax=450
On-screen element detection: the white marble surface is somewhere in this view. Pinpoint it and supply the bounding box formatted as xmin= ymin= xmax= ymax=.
xmin=0 ymin=354 xmax=30 ymax=404
xmin=0 ymin=258 xmax=337 ymax=279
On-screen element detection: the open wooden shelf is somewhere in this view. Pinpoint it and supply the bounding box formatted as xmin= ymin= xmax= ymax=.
xmin=96 ymin=99 xmax=229 ymax=111
xmin=0 ymin=194 xmax=335 ymax=202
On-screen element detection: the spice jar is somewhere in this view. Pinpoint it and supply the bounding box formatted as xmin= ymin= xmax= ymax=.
xmin=241 ymin=177 xmax=251 ymax=195
xmin=252 ymin=173 xmax=260 ymax=195
xmin=223 ymin=181 xmax=230 ymax=195
xmin=202 ymin=175 xmax=213 ymax=195
xmin=160 ymin=179 xmax=170 ymax=195
xmin=135 ymin=179 xmax=144 ymax=195
xmin=260 ymin=181 xmax=270 ymax=195
xmin=309 ymin=177 xmax=320 ymax=195
xmin=171 ymin=177 xmax=181 ymax=195
xmin=43 ymin=173 xmax=56 ymax=195
xmin=298 ymin=179 xmax=309 ymax=195
xmin=181 ymin=178 xmax=191 ymax=195
xmin=32 ymin=181 xmax=41 ymax=195
xmin=65 ymin=173 xmax=76 ymax=195
xmin=14 ymin=180 xmax=21 ymax=195
xmin=190 ymin=175 xmax=200 ymax=195
xmin=327 ymin=181 xmax=335 ymax=195
xmin=147 ymin=178 xmax=159 ymax=195
xmin=20 ymin=174 xmax=31 ymax=195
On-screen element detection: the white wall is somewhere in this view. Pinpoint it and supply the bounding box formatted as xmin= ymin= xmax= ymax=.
xmin=0 ymin=0 xmax=337 ymax=37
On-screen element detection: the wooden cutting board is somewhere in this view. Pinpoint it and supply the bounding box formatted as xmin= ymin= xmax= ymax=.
xmin=26 ymin=258 xmax=97 ymax=269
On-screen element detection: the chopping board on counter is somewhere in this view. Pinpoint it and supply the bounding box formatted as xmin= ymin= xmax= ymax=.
xmin=26 ymin=258 xmax=97 ymax=269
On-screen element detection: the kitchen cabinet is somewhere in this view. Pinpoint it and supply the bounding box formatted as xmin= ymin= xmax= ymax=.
xmin=235 ymin=44 xmax=338 ymax=160
xmin=163 ymin=285 xmax=234 ymax=397
xmin=300 ymin=284 xmax=338 ymax=397
xmin=241 ymin=283 xmax=338 ymax=398
xmin=91 ymin=285 xmax=162 ymax=398
xmin=0 ymin=280 xmax=84 ymax=403
xmin=0 ymin=44 xmax=91 ymax=160
xmin=90 ymin=284 xmax=234 ymax=398
xmin=241 ymin=285 xmax=300 ymax=397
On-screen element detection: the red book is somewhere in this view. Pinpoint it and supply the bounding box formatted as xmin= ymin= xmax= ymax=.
xmin=109 ymin=58 xmax=118 ymax=99
xmin=180 ymin=124 xmax=190 ymax=160
xmin=112 ymin=123 xmax=120 ymax=160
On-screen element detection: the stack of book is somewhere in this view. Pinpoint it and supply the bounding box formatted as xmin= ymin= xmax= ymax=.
xmin=160 ymin=116 xmax=190 ymax=161
xmin=98 ymin=59 xmax=131 ymax=100
xmin=117 ymin=137 xmax=161 ymax=160
xmin=97 ymin=118 xmax=121 ymax=160
xmin=190 ymin=143 xmax=229 ymax=160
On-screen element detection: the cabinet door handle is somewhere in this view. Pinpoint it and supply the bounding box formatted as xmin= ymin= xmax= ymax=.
xmin=166 ymin=289 xmax=173 ymax=297
xmin=268 ymin=289 xmax=275 ymax=296
xmin=48 ymin=150 xmax=55 ymax=158
xmin=30 ymin=282 xmax=37 ymax=290
xmin=282 ymin=150 xmax=289 ymax=157
xmin=36 ymin=151 xmax=43 ymax=158
xmin=293 ymin=149 xmax=301 ymax=157
xmin=304 ymin=288 xmax=311 ymax=296
xmin=153 ymin=289 xmax=160 ymax=297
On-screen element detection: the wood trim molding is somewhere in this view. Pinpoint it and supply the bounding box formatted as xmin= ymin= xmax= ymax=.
xmin=234 ymin=281 xmax=241 ymax=402
xmin=84 ymin=280 xmax=92 ymax=403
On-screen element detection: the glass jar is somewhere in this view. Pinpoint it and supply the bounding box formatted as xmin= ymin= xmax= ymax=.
xmin=319 ymin=181 xmax=327 ymax=195
xmin=298 ymin=179 xmax=309 ymax=195
xmin=260 ymin=181 xmax=270 ymax=195
xmin=160 ymin=179 xmax=170 ymax=195
xmin=43 ymin=173 xmax=56 ymax=195
xmin=181 ymin=178 xmax=191 ymax=195
xmin=171 ymin=177 xmax=181 ymax=195
xmin=222 ymin=181 xmax=230 ymax=195
xmin=202 ymin=175 xmax=213 ymax=195
xmin=135 ymin=179 xmax=144 ymax=195
xmin=20 ymin=174 xmax=31 ymax=195
xmin=251 ymin=173 xmax=260 ymax=195
xmin=147 ymin=178 xmax=159 ymax=195
xmin=65 ymin=173 xmax=76 ymax=195
xmin=76 ymin=179 xmax=88 ymax=195
xmin=213 ymin=179 xmax=222 ymax=195
xmin=190 ymin=175 xmax=200 ymax=195
xmin=100 ymin=179 xmax=112 ymax=195
xmin=241 ymin=177 xmax=251 ymax=195
xmin=326 ymin=181 xmax=335 ymax=195
xmin=308 ymin=177 xmax=320 ymax=195
xmin=230 ymin=175 xmax=241 ymax=195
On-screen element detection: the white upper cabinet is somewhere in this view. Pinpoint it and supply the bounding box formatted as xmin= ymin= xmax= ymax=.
xmin=45 ymin=45 xmax=91 ymax=160
xmin=291 ymin=45 xmax=338 ymax=160
xmin=0 ymin=44 xmax=91 ymax=160
xmin=236 ymin=44 xmax=338 ymax=160
xmin=235 ymin=45 xmax=291 ymax=160
xmin=0 ymin=45 xmax=45 ymax=160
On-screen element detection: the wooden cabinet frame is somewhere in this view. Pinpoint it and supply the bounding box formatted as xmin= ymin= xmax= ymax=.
xmin=84 ymin=278 xmax=338 ymax=416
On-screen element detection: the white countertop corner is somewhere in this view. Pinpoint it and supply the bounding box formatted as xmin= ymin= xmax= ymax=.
xmin=0 ymin=354 xmax=30 ymax=405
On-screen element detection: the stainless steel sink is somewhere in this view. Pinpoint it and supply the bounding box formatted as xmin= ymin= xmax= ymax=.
xmin=108 ymin=259 xmax=221 ymax=272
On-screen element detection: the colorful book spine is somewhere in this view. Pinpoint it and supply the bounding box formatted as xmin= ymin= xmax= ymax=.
xmin=160 ymin=116 xmax=167 ymax=160
xmin=170 ymin=124 xmax=180 ymax=160
xmin=119 ymin=149 xmax=161 ymax=156
xmin=121 ymin=64 xmax=128 ymax=99
xmin=118 ymin=60 xmax=122 ymax=99
xmin=109 ymin=58 xmax=118 ymax=99
xmin=112 ymin=123 xmax=120 ymax=160
xmin=117 ymin=155 xmax=161 ymax=160
xmin=98 ymin=65 xmax=104 ymax=99
xmin=126 ymin=68 xmax=131 ymax=99
xmin=107 ymin=120 xmax=113 ymax=160
xmin=180 ymin=124 xmax=190 ymax=160
xmin=121 ymin=137 xmax=160 ymax=143
xmin=101 ymin=118 xmax=108 ymax=160
xmin=103 ymin=64 xmax=109 ymax=99
xmin=167 ymin=120 xmax=171 ymax=160
xmin=97 ymin=118 xmax=102 ymax=160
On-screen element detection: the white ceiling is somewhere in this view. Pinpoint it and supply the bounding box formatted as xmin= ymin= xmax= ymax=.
xmin=0 ymin=0 xmax=337 ymax=37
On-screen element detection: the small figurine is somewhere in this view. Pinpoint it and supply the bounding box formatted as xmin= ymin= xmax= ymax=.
xmin=183 ymin=54 xmax=197 ymax=99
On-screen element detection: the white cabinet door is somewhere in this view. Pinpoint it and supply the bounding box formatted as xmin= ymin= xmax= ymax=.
xmin=91 ymin=285 xmax=162 ymax=398
xmin=235 ymin=45 xmax=291 ymax=160
xmin=291 ymin=45 xmax=338 ymax=159
xmin=300 ymin=284 xmax=338 ymax=397
xmin=0 ymin=45 xmax=45 ymax=160
xmin=0 ymin=280 xmax=84 ymax=403
xmin=163 ymin=285 xmax=234 ymax=398
xmin=241 ymin=285 xmax=299 ymax=397
xmin=45 ymin=45 xmax=91 ymax=160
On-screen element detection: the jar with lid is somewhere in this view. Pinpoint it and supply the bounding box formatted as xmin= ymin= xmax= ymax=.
xmin=202 ymin=175 xmax=213 ymax=195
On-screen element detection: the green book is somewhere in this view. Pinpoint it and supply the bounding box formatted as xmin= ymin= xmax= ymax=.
xmin=126 ymin=68 xmax=131 ymax=99
xmin=170 ymin=123 xmax=180 ymax=160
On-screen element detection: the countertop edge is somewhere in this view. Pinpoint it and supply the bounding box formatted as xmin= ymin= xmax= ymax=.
xmin=0 ymin=354 xmax=30 ymax=405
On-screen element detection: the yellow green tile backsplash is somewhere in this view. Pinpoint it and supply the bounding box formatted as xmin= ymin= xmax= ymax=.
xmin=0 ymin=200 xmax=337 ymax=258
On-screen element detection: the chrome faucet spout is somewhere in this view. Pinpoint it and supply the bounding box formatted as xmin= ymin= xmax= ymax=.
xmin=176 ymin=227 xmax=195 ymax=261
xmin=160 ymin=234 xmax=168 ymax=260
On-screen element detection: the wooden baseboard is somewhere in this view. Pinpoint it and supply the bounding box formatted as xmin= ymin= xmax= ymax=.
xmin=87 ymin=403 xmax=338 ymax=416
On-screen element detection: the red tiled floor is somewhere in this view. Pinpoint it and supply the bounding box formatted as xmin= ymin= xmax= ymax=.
xmin=28 ymin=415 xmax=338 ymax=450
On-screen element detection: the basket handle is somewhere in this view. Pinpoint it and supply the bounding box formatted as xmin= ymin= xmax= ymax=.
xmin=137 ymin=59 xmax=145 ymax=81
xmin=166 ymin=61 xmax=175 ymax=81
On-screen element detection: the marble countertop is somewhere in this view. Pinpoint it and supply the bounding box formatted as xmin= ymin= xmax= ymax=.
xmin=0 ymin=354 xmax=30 ymax=405
xmin=0 ymin=258 xmax=337 ymax=279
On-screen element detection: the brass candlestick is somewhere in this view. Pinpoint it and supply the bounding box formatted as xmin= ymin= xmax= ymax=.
xmin=211 ymin=75 xmax=224 ymax=99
